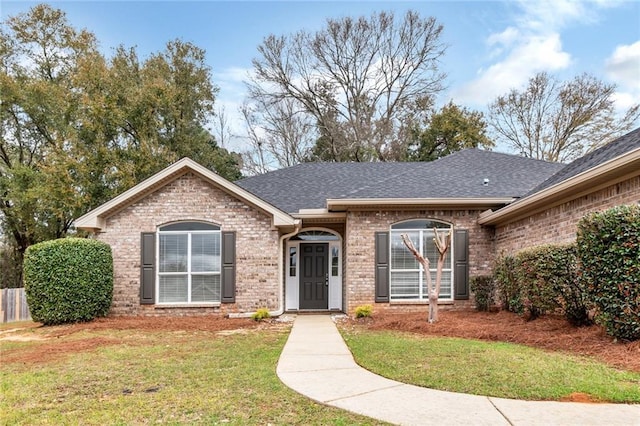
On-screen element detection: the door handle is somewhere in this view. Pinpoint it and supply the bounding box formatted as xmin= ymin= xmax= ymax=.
xmin=325 ymin=273 xmax=329 ymax=286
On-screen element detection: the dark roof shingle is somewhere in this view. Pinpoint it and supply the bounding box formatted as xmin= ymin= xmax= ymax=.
xmin=527 ymin=128 xmax=640 ymax=195
xmin=236 ymin=149 xmax=564 ymax=213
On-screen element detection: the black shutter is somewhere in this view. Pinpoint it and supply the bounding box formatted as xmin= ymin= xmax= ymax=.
xmin=374 ymin=232 xmax=390 ymax=302
xmin=140 ymin=232 xmax=156 ymax=304
xmin=221 ymin=231 xmax=236 ymax=303
xmin=454 ymin=229 xmax=469 ymax=300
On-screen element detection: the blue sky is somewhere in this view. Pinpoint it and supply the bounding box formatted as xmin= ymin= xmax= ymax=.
xmin=3 ymin=1 xmax=639 ymax=153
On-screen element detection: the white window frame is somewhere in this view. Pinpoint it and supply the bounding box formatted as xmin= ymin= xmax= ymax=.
xmin=157 ymin=226 xmax=221 ymax=305
xmin=389 ymin=220 xmax=453 ymax=302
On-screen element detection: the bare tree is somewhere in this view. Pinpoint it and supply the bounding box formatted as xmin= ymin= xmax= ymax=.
xmin=401 ymin=230 xmax=450 ymax=323
xmin=213 ymin=106 xmax=232 ymax=149
xmin=488 ymin=72 xmax=640 ymax=162
xmin=247 ymin=10 xmax=446 ymax=162
xmin=240 ymin=97 xmax=317 ymax=173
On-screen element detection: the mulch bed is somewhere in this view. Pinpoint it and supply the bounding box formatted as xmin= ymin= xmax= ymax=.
xmin=350 ymin=310 xmax=640 ymax=372
xmin=3 ymin=311 xmax=639 ymax=373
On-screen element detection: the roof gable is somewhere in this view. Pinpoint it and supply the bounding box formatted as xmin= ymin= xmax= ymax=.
xmin=75 ymin=158 xmax=296 ymax=231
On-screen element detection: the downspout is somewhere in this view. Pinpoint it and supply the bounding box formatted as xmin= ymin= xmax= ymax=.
xmin=229 ymin=219 xmax=301 ymax=318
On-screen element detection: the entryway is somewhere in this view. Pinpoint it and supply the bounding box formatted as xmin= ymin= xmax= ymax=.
xmin=285 ymin=228 xmax=342 ymax=312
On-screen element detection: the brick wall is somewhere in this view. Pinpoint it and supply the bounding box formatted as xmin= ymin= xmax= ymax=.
xmin=495 ymin=175 xmax=640 ymax=254
xmin=97 ymin=172 xmax=280 ymax=316
xmin=343 ymin=209 xmax=493 ymax=314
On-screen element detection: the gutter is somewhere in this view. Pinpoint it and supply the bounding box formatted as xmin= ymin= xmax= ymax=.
xmin=228 ymin=220 xmax=301 ymax=319
xmin=326 ymin=197 xmax=515 ymax=211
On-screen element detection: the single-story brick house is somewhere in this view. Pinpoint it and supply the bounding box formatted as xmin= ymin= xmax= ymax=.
xmin=75 ymin=128 xmax=640 ymax=317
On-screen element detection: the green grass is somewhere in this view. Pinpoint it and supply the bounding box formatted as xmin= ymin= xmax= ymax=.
xmin=341 ymin=329 xmax=640 ymax=403
xmin=1 ymin=325 xmax=386 ymax=425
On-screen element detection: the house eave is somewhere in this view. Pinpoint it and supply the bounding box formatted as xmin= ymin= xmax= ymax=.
xmin=74 ymin=158 xmax=296 ymax=232
xmin=326 ymin=197 xmax=516 ymax=211
xmin=478 ymin=147 xmax=640 ymax=226
xmin=293 ymin=209 xmax=347 ymax=221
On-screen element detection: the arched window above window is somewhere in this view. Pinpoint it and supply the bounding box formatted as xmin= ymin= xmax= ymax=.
xmin=291 ymin=230 xmax=339 ymax=241
xmin=391 ymin=219 xmax=451 ymax=230
xmin=159 ymin=222 xmax=220 ymax=232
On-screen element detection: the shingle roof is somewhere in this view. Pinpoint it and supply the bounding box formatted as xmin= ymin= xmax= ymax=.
xmin=526 ymin=127 xmax=640 ymax=195
xmin=235 ymin=149 xmax=564 ymax=214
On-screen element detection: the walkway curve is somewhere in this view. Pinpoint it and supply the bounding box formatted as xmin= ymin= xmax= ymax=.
xmin=276 ymin=315 xmax=640 ymax=426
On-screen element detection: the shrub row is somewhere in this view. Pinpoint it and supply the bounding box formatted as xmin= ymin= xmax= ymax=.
xmin=24 ymin=238 xmax=113 ymax=325
xmin=493 ymin=245 xmax=590 ymax=325
xmin=492 ymin=205 xmax=639 ymax=341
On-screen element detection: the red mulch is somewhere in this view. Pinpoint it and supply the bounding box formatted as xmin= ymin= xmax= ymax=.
xmin=351 ymin=310 xmax=640 ymax=373
xmin=3 ymin=311 xmax=639 ymax=375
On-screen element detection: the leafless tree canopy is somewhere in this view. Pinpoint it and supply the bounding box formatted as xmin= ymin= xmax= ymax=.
xmin=246 ymin=10 xmax=446 ymax=164
xmin=488 ymin=72 xmax=640 ymax=163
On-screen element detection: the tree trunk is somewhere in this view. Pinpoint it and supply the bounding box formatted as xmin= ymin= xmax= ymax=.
xmin=401 ymin=229 xmax=450 ymax=323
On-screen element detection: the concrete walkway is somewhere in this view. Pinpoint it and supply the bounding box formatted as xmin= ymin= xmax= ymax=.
xmin=276 ymin=315 xmax=640 ymax=426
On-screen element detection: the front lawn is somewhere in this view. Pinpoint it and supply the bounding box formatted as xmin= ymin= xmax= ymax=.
xmin=0 ymin=318 xmax=384 ymax=425
xmin=340 ymin=326 xmax=640 ymax=403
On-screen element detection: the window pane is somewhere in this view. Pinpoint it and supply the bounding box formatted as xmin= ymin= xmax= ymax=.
xmin=390 ymin=271 xmax=420 ymax=299
xmin=422 ymin=230 xmax=452 ymax=266
xmin=159 ymin=275 xmax=188 ymax=303
xmin=191 ymin=275 xmax=221 ymax=302
xmin=424 ymin=270 xmax=452 ymax=299
xmin=289 ymin=247 xmax=297 ymax=277
xmin=159 ymin=234 xmax=188 ymax=272
xmin=160 ymin=222 xmax=219 ymax=231
xmin=391 ymin=220 xmax=450 ymax=230
xmin=192 ymin=233 xmax=220 ymax=272
xmin=391 ymin=232 xmax=419 ymax=270
xmin=331 ymin=247 xmax=339 ymax=276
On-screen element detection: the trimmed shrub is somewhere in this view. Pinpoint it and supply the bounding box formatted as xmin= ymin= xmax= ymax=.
xmin=470 ymin=275 xmax=495 ymax=311
xmin=577 ymin=205 xmax=640 ymax=341
xmin=24 ymin=238 xmax=113 ymax=325
xmin=355 ymin=304 xmax=373 ymax=318
xmin=515 ymin=246 xmax=561 ymax=320
xmin=493 ymin=254 xmax=522 ymax=313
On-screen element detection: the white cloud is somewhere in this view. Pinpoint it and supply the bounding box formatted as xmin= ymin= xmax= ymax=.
xmin=605 ymin=41 xmax=640 ymax=91
xmin=453 ymin=33 xmax=570 ymax=105
xmin=450 ymin=0 xmax=624 ymax=107
xmin=605 ymin=40 xmax=640 ymax=113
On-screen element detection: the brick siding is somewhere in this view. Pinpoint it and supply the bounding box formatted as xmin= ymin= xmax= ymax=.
xmin=97 ymin=172 xmax=280 ymax=316
xmin=343 ymin=209 xmax=493 ymax=314
xmin=495 ymin=175 xmax=640 ymax=254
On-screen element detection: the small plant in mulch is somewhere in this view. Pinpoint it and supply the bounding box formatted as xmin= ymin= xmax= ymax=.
xmin=354 ymin=304 xmax=373 ymax=319
xmin=251 ymin=308 xmax=271 ymax=321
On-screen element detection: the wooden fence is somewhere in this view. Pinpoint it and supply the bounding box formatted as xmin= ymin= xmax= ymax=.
xmin=0 ymin=288 xmax=31 ymax=323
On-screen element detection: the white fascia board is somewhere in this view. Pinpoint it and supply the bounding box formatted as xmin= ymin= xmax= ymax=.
xmin=326 ymin=197 xmax=515 ymax=210
xmin=478 ymin=147 xmax=640 ymax=226
xmin=74 ymin=158 xmax=296 ymax=231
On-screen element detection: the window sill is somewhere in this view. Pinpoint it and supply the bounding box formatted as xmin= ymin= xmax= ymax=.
xmin=389 ymin=300 xmax=454 ymax=305
xmin=154 ymin=303 xmax=221 ymax=309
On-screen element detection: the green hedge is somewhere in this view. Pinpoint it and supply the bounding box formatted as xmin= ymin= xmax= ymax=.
xmin=494 ymin=254 xmax=522 ymax=314
xmin=24 ymin=238 xmax=113 ymax=325
xmin=470 ymin=275 xmax=495 ymax=311
xmin=577 ymin=205 xmax=640 ymax=341
xmin=494 ymin=244 xmax=591 ymax=325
